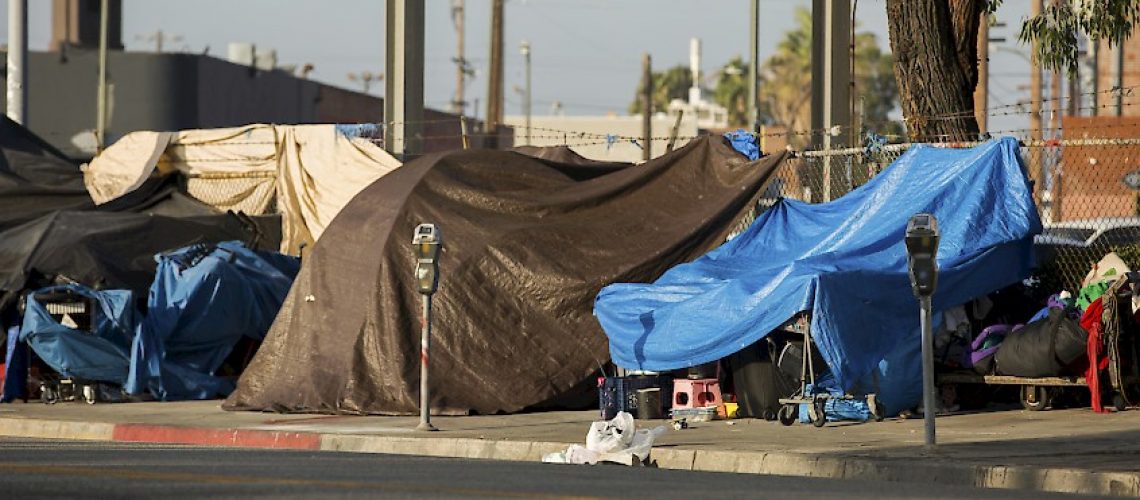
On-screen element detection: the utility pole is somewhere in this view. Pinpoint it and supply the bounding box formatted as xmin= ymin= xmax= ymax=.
xmin=7 ymin=0 xmax=27 ymax=125
xmin=520 ymin=40 xmax=531 ymax=146
xmin=96 ymin=0 xmax=109 ymax=151
xmin=1028 ymin=0 xmax=1042 ymax=209
xmin=451 ymin=0 xmax=466 ymax=114
xmin=974 ymin=13 xmax=989 ymax=133
xmin=1116 ymin=39 xmax=1125 ymax=117
xmin=810 ymin=0 xmax=851 ymax=201
xmin=1090 ymin=40 xmax=1098 ymax=115
xmin=747 ymin=0 xmax=759 ymax=132
xmin=1052 ymin=57 xmax=1064 ymax=222
xmin=1065 ymin=0 xmax=1078 ymax=118
xmin=486 ymin=0 xmax=504 ymax=146
xmin=384 ymin=0 xmax=425 ymax=159
xmin=642 ymin=53 xmax=652 ymax=162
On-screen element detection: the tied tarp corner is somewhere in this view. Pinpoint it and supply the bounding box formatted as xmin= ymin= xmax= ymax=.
xmin=595 ymin=137 xmax=1041 ymax=408
xmin=224 ymin=136 xmax=785 ymax=415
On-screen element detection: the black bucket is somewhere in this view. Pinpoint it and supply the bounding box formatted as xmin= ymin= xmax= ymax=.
xmin=636 ymin=388 xmax=663 ymax=419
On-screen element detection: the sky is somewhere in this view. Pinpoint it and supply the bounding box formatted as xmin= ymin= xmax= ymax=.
xmin=3 ymin=0 xmax=1036 ymax=132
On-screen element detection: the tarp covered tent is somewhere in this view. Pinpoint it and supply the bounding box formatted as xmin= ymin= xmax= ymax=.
xmin=0 ymin=211 xmax=280 ymax=316
xmin=12 ymin=242 xmax=297 ymax=401
xmin=127 ymin=241 xmax=299 ymax=400
xmin=82 ymin=124 xmax=403 ymax=254
xmin=224 ymin=136 xmax=785 ymax=415
xmin=595 ymin=138 xmax=1041 ymax=409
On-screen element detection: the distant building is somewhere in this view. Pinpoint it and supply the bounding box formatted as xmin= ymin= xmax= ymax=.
xmin=665 ymin=38 xmax=729 ymax=131
xmin=1058 ymin=116 xmax=1140 ymax=222
xmin=3 ymin=0 xmax=508 ymax=160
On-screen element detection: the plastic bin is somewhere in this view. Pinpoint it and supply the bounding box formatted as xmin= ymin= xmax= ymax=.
xmin=599 ymin=375 xmax=674 ymax=420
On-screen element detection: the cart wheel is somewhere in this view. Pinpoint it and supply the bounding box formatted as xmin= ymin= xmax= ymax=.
xmin=778 ymin=404 xmax=797 ymax=426
xmin=83 ymin=385 xmax=96 ymax=405
xmin=40 ymin=385 xmax=57 ymax=405
xmin=1020 ymin=386 xmax=1048 ymax=411
xmin=1113 ymin=393 xmax=1128 ymax=412
xmin=811 ymin=399 xmax=827 ymax=427
xmin=762 ymin=408 xmax=777 ymax=421
xmin=867 ymin=394 xmax=884 ymax=422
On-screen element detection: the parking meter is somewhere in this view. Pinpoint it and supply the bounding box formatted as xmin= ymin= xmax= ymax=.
xmin=905 ymin=214 xmax=940 ymax=298
xmin=412 ymin=224 xmax=442 ymax=295
xmin=412 ymin=223 xmax=441 ymax=431
xmin=905 ymin=213 xmax=939 ymax=447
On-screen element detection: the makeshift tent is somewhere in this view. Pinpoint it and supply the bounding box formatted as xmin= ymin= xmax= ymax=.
xmin=10 ymin=242 xmax=297 ymax=402
xmin=127 ymin=241 xmax=299 ymax=400
xmin=0 ymin=211 xmax=280 ymax=316
xmin=595 ymin=138 xmax=1040 ymax=411
xmin=224 ymin=136 xmax=785 ymax=415
xmin=82 ymin=124 xmax=403 ymax=254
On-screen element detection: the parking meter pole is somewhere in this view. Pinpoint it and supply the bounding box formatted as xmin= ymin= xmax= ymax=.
xmin=417 ymin=293 xmax=436 ymax=431
xmin=920 ymin=294 xmax=935 ymax=447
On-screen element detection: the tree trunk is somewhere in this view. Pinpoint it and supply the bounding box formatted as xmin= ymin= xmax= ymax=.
xmin=886 ymin=0 xmax=982 ymax=142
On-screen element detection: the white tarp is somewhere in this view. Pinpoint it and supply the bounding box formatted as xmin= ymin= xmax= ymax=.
xmin=82 ymin=124 xmax=401 ymax=254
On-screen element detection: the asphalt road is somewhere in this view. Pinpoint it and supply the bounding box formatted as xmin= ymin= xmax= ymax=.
xmin=0 ymin=438 xmax=1096 ymax=499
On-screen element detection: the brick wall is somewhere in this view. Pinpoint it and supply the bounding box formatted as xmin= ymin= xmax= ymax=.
xmin=1060 ymin=116 xmax=1140 ymax=221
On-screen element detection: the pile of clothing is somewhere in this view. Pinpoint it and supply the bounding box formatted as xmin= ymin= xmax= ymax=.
xmin=946 ymin=252 xmax=1138 ymax=412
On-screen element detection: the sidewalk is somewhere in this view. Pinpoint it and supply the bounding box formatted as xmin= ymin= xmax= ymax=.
xmin=1 ymin=400 xmax=1138 ymax=497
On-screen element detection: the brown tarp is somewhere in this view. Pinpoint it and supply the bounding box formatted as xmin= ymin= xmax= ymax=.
xmin=224 ymin=136 xmax=785 ymax=415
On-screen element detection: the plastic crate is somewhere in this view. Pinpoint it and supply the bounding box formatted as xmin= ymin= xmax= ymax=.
xmin=598 ymin=375 xmax=673 ymax=420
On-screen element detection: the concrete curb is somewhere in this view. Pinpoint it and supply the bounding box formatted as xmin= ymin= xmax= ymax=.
xmin=0 ymin=416 xmax=1136 ymax=497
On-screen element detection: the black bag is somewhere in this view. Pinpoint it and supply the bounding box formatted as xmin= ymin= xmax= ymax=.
xmin=994 ymin=308 xmax=1088 ymax=377
xmin=728 ymin=336 xmax=799 ymax=420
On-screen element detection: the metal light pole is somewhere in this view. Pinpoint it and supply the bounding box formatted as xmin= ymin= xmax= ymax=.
xmin=96 ymin=0 xmax=109 ymax=151
xmin=520 ymin=40 xmax=531 ymax=146
xmin=385 ymin=0 xmax=425 ymax=159
xmin=747 ymin=0 xmax=759 ymax=132
xmin=7 ymin=0 xmax=27 ymax=125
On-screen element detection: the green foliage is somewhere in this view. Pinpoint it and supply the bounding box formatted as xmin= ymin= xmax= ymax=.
xmin=750 ymin=6 xmax=901 ymax=142
xmin=630 ymin=6 xmax=901 ymax=138
xmin=713 ymin=56 xmax=750 ymax=127
xmin=1017 ymin=0 xmax=1140 ymax=74
xmin=628 ymin=65 xmax=691 ymax=115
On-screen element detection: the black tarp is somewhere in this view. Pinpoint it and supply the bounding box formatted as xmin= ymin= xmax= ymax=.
xmin=0 ymin=211 xmax=281 ymax=315
xmin=0 ymin=116 xmax=94 ymax=231
xmin=0 ymin=118 xmax=278 ymax=316
xmin=224 ymin=136 xmax=785 ymax=415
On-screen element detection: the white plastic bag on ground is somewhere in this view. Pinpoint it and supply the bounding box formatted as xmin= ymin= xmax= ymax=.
xmin=542 ymin=411 xmax=667 ymax=466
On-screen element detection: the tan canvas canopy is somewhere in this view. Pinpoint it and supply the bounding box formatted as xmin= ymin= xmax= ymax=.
xmin=82 ymin=124 xmax=401 ymax=254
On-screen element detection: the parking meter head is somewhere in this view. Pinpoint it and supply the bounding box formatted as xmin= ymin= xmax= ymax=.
xmin=905 ymin=214 xmax=940 ymax=298
xmin=412 ymin=224 xmax=442 ymax=294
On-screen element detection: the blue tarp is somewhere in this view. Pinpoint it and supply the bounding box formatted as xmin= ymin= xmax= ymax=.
xmin=723 ymin=129 xmax=761 ymax=161
xmin=595 ymin=138 xmax=1040 ymax=409
xmin=126 ymin=241 xmax=299 ymax=400
xmin=18 ymin=285 xmax=137 ymax=384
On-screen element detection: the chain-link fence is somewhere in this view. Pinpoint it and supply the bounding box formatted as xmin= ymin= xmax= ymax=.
xmin=742 ymin=138 xmax=1140 ymax=293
